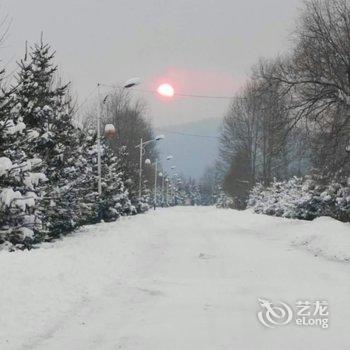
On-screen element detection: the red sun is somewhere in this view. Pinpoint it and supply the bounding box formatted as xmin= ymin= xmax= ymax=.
xmin=157 ymin=83 xmax=175 ymax=97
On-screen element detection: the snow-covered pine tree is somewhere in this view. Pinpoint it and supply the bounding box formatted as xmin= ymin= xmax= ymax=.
xmin=74 ymin=130 xmax=101 ymax=225
xmin=74 ymin=131 xmax=134 ymax=223
xmin=7 ymin=38 xmax=134 ymax=240
xmin=42 ymin=123 xmax=93 ymax=238
xmin=10 ymin=40 xmax=69 ymax=238
xmin=98 ymin=139 xmax=133 ymax=221
xmin=111 ymin=145 xmax=136 ymax=215
xmin=0 ymin=70 xmax=47 ymax=249
xmin=11 ymin=39 xmax=99 ymax=238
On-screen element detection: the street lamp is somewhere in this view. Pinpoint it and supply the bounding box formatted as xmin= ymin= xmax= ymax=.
xmin=155 ymin=135 xmax=165 ymax=141
xmin=145 ymin=155 xmax=173 ymax=210
xmin=123 ymin=77 xmax=141 ymax=89
xmin=104 ymin=124 xmax=116 ymax=139
xmin=96 ymin=77 xmax=141 ymax=196
xmin=136 ymin=135 xmax=165 ymax=200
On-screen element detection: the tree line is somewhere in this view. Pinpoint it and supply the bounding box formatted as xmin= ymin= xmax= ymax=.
xmin=0 ymin=38 xmax=158 ymax=250
xmin=217 ymin=0 xmax=350 ymax=218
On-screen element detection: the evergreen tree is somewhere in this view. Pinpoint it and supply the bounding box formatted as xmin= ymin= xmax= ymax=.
xmin=0 ymin=70 xmax=47 ymax=249
xmin=11 ymin=40 xmax=80 ymax=238
xmin=98 ymin=140 xmax=132 ymax=221
xmin=1 ymin=38 xmax=135 ymax=247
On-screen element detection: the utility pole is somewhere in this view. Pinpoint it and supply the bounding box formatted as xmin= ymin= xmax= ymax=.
xmin=138 ymin=138 xmax=143 ymax=200
xmin=136 ymin=135 xmax=165 ymax=201
xmin=166 ymin=183 xmax=168 ymax=206
xmin=154 ymin=161 xmax=158 ymax=210
xmin=97 ymin=83 xmax=102 ymax=196
xmin=161 ymin=174 xmax=165 ymax=206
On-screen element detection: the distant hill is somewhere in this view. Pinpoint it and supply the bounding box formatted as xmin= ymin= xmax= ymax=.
xmin=155 ymin=118 xmax=222 ymax=179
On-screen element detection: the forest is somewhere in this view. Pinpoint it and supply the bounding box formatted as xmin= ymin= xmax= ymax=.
xmin=216 ymin=0 xmax=350 ymax=222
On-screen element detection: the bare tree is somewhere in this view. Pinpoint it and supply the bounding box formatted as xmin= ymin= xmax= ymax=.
xmin=82 ymin=89 xmax=158 ymax=199
xmin=266 ymin=0 xmax=350 ymax=177
xmin=199 ymin=165 xmax=220 ymax=205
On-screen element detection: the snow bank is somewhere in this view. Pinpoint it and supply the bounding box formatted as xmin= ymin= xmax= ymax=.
xmin=287 ymin=216 xmax=350 ymax=262
xmin=234 ymin=209 xmax=350 ymax=262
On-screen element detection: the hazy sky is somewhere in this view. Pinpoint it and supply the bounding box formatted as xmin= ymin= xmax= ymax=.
xmin=2 ymin=0 xmax=302 ymax=127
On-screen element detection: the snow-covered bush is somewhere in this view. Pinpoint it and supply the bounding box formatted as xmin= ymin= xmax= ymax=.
xmin=137 ymin=200 xmax=150 ymax=213
xmin=216 ymin=192 xmax=235 ymax=209
xmin=248 ymin=177 xmax=350 ymax=222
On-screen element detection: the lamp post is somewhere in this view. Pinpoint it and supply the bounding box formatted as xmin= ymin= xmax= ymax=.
xmin=96 ymin=77 xmax=141 ymax=196
xmin=159 ymin=172 xmax=164 ymax=206
xmin=145 ymin=155 xmax=173 ymax=210
xmin=136 ymin=135 xmax=165 ymax=201
xmin=154 ymin=161 xmax=158 ymax=209
xmin=165 ymin=178 xmax=169 ymax=206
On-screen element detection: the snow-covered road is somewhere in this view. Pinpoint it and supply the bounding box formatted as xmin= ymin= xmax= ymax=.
xmin=1 ymin=207 xmax=350 ymax=350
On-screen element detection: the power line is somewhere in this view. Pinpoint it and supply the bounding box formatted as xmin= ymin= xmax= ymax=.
xmin=134 ymin=88 xmax=233 ymax=100
xmin=176 ymin=93 xmax=232 ymax=100
xmin=157 ymin=129 xmax=220 ymax=140
xmin=97 ymin=83 xmax=235 ymax=100
xmin=73 ymin=83 xmax=234 ymax=124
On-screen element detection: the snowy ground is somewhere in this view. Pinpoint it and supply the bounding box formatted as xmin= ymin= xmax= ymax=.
xmin=1 ymin=207 xmax=350 ymax=350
